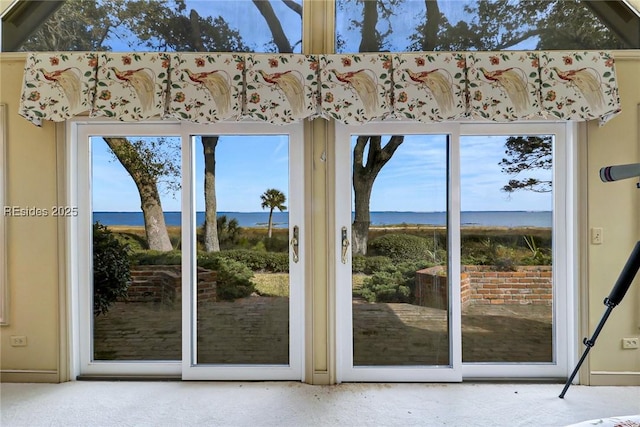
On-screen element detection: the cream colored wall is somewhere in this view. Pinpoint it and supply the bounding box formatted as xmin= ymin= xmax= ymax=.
xmin=1 ymin=53 xmax=639 ymax=384
xmin=0 ymin=0 xmax=16 ymax=16
xmin=0 ymin=55 xmax=62 ymax=382
xmin=586 ymin=54 xmax=640 ymax=385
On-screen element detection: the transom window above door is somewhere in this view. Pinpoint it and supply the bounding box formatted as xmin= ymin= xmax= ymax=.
xmin=5 ymin=0 xmax=638 ymax=53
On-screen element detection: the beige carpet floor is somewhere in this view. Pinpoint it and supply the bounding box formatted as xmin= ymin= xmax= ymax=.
xmin=1 ymin=381 xmax=639 ymax=426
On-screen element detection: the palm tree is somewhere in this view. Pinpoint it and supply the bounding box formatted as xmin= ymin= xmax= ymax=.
xmin=260 ymin=189 xmax=287 ymax=238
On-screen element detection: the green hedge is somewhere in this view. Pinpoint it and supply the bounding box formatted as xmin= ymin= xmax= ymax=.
xmin=358 ymin=271 xmax=411 ymax=303
xmin=93 ymin=223 xmax=131 ymax=315
xmin=199 ymin=256 xmax=255 ymax=300
xmin=130 ymin=248 xmax=289 ymax=273
xmin=368 ymin=234 xmax=434 ymax=262
xmin=218 ymin=249 xmax=289 ymax=272
xmin=352 ymin=255 xmax=397 ymax=274
xmin=356 ymin=260 xmax=431 ymax=303
xmin=130 ymin=250 xmax=182 ymax=266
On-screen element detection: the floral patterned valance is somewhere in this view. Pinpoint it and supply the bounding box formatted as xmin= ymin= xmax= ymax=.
xmin=19 ymin=51 xmax=621 ymax=126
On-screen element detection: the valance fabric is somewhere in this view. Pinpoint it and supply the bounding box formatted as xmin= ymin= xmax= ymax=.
xmin=19 ymin=51 xmax=621 ymax=126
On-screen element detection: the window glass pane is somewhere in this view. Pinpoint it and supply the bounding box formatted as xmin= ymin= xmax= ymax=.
xmin=351 ymin=134 xmax=450 ymax=366
xmin=335 ymin=0 xmax=639 ymax=53
xmin=92 ymin=136 xmax=182 ymax=361
xmin=11 ymin=0 xmax=302 ymax=53
xmin=460 ymin=135 xmax=553 ymax=363
xmin=193 ymin=135 xmax=291 ymax=365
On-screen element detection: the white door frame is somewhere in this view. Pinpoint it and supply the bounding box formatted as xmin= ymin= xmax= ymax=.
xmin=70 ymin=120 xmax=183 ymax=377
xmin=68 ymin=120 xmax=305 ymax=380
xmin=459 ymin=122 xmax=575 ymax=380
xmin=180 ymin=122 xmax=305 ymax=381
xmin=334 ymin=121 xmax=576 ymax=382
xmin=335 ymin=121 xmax=463 ymax=382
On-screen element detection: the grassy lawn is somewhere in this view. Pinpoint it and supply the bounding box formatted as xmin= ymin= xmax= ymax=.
xmin=253 ymin=273 xmax=289 ymax=297
xmin=253 ymin=272 xmax=371 ymax=298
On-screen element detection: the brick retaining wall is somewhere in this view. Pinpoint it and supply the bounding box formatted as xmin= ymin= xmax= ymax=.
xmin=415 ymin=265 xmax=552 ymax=309
xmin=126 ymin=265 xmax=217 ymax=305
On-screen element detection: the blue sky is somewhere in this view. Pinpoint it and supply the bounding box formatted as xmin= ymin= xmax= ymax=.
xmin=90 ymin=1 xmax=550 ymax=213
xmin=105 ymin=0 xmax=537 ymax=54
xmin=92 ymin=134 xmax=552 ymax=213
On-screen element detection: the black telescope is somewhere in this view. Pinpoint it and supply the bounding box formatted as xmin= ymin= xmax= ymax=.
xmin=559 ymin=241 xmax=640 ymax=398
xmin=600 ymin=163 xmax=640 ymax=183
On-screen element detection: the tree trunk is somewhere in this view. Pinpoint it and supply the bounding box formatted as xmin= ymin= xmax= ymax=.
xmin=202 ymin=136 xmax=220 ymax=252
xmin=267 ymin=207 xmax=274 ymax=238
xmin=359 ymin=0 xmax=380 ymax=52
xmin=350 ymin=2 xmax=406 ymax=256
xmin=103 ymin=137 xmax=173 ymax=251
xmin=352 ymin=171 xmax=374 ymax=255
xmin=351 ymin=135 xmax=404 ymax=255
xmin=187 ymin=11 xmax=220 ymax=252
xmin=423 ymin=0 xmax=441 ymax=51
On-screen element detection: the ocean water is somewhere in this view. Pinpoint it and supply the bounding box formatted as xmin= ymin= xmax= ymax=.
xmin=93 ymin=211 xmax=552 ymax=228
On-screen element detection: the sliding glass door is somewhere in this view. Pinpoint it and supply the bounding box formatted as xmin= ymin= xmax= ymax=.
xmin=459 ymin=123 xmax=571 ymax=379
xmin=75 ymin=122 xmax=183 ymax=377
xmin=336 ymin=122 xmax=572 ymax=381
xmin=73 ymin=121 xmax=304 ymax=380
xmin=181 ymin=123 xmax=305 ymax=380
xmin=335 ymin=122 xmax=463 ymax=382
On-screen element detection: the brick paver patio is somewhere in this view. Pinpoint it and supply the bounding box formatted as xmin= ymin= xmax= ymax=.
xmin=94 ymin=297 xmax=551 ymax=364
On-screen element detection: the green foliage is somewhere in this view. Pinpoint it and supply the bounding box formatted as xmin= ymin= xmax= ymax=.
xmin=260 ymin=188 xmax=287 ymax=238
xmin=364 ymin=256 xmax=395 ymax=274
xmin=215 ymin=249 xmax=289 ymax=273
xmin=356 ymin=259 xmax=430 ymax=303
xmin=112 ymin=231 xmax=147 ymax=251
xmin=130 ymin=250 xmax=182 ymax=266
xmin=216 ymin=215 xmax=241 ymax=248
xmin=352 ymin=255 xmax=367 ymax=273
xmin=480 ymin=238 xmax=517 ymax=271
xmin=499 ymin=136 xmax=552 ymax=194
xmin=263 ymin=236 xmax=289 ymax=252
xmin=198 ymin=254 xmax=255 ymax=300
xmin=359 ymin=271 xmax=411 ymax=303
xmin=368 ymin=234 xmax=434 ymax=262
xmin=130 ymin=247 xmax=289 ymax=273
xmin=409 ymin=0 xmax=627 ymax=52
xmin=107 ymin=137 xmax=181 ymax=196
xmin=460 ymin=232 xmax=552 ymax=268
xmin=522 ymin=235 xmax=552 ymax=265
xmin=93 ymin=223 xmax=131 ymax=316
xmin=260 ymin=188 xmax=287 ymax=212
xmin=214 ymin=259 xmax=256 ymax=301
xmin=22 ymin=0 xmax=250 ymax=53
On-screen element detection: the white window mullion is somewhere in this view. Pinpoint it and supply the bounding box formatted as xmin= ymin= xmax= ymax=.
xmin=181 ymin=130 xmax=196 ymax=373
xmin=448 ymin=126 xmax=463 ymax=373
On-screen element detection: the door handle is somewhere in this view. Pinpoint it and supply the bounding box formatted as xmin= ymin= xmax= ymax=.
xmin=341 ymin=226 xmax=350 ymax=264
xmin=291 ymin=225 xmax=299 ymax=263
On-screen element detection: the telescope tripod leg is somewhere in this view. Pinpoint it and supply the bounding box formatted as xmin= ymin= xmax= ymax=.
xmin=559 ymin=304 xmax=614 ymax=399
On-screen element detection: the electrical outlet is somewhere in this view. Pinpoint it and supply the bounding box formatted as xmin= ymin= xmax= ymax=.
xmin=622 ymin=337 xmax=639 ymax=349
xmin=10 ymin=336 xmax=27 ymax=347
xmin=591 ymin=227 xmax=603 ymax=245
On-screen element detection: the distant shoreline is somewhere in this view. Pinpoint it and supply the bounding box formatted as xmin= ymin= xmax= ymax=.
xmin=94 ymin=210 xmax=553 ymax=229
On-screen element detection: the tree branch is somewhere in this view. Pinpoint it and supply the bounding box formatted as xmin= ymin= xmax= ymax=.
xmin=495 ymin=28 xmax=544 ymax=50
xmin=281 ymin=0 xmax=302 ymax=17
xmin=252 ymin=0 xmax=292 ymax=53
